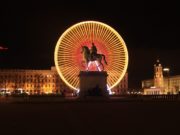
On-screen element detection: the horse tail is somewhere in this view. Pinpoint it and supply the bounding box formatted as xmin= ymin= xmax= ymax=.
xmin=102 ymin=54 xmax=107 ymax=65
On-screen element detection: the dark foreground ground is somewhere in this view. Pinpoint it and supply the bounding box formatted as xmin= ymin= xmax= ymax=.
xmin=0 ymin=100 xmax=180 ymax=135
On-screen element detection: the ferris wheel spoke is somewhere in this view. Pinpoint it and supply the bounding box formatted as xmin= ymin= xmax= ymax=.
xmin=55 ymin=21 xmax=128 ymax=91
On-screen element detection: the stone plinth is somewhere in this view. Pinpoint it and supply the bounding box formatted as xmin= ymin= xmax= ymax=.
xmin=78 ymin=71 xmax=109 ymax=98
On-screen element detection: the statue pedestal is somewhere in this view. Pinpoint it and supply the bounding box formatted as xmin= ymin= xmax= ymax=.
xmin=78 ymin=71 xmax=109 ymax=98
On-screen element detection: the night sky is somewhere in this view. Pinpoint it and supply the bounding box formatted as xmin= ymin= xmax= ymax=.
xmin=0 ymin=1 xmax=179 ymax=88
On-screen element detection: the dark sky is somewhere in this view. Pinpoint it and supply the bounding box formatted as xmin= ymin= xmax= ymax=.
xmin=0 ymin=0 xmax=179 ymax=88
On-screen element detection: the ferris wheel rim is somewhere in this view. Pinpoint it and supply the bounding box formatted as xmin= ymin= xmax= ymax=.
xmin=54 ymin=20 xmax=128 ymax=91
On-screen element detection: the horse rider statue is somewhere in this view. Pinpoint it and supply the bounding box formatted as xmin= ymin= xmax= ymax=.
xmin=90 ymin=42 xmax=97 ymax=60
xmin=81 ymin=43 xmax=107 ymax=71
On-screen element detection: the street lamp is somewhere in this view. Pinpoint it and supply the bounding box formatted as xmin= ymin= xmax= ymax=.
xmin=163 ymin=68 xmax=170 ymax=94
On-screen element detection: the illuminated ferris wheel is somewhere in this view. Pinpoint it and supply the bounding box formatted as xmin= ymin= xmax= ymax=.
xmin=54 ymin=21 xmax=128 ymax=91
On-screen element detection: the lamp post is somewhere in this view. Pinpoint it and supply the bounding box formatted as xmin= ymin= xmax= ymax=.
xmin=163 ymin=68 xmax=170 ymax=94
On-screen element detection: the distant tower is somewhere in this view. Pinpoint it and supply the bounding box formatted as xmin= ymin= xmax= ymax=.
xmin=154 ymin=59 xmax=164 ymax=88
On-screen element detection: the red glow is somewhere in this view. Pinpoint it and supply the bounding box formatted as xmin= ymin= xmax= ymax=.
xmin=0 ymin=46 xmax=8 ymax=51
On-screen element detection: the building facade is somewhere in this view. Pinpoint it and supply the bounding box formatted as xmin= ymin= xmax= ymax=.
xmin=0 ymin=67 xmax=69 ymax=95
xmin=142 ymin=60 xmax=180 ymax=95
xmin=154 ymin=60 xmax=164 ymax=89
xmin=0 ymin=67 xmax=128 ymax=95
xmin=112 ymin=73 xmax=128 ymax=94
xmin=143 ymin=76 xmax=180 ymax=95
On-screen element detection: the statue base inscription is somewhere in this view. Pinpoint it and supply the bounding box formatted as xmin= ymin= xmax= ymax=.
xmin=78 ymin=71 xmax=109 ymax=98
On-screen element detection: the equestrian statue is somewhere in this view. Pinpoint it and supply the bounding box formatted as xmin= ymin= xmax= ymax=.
xmin=81 ymin=43 xmax=107 ymax=71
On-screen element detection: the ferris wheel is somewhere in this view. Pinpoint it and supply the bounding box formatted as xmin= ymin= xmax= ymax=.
xmin=54 ymin=21 xmax=128 ymax=91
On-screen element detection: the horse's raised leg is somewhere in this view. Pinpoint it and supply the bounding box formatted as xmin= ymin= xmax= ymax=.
xmin=100 ymin=61 xmax=104 ymax=71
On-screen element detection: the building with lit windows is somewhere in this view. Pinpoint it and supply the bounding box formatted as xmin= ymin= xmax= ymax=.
xmin=0 ymin=67 xmax=128 ymax=95
xmin=142 ymin=60 xmax=180 ymax=95
xmin=112 ymin=73 xmax=128 ymax=94
xmin=0 ymin=67 xmax=69 ymax=95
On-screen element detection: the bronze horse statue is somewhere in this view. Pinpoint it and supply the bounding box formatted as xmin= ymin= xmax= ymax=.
xmin=81 ymin=46 xmax=107 ymax=71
